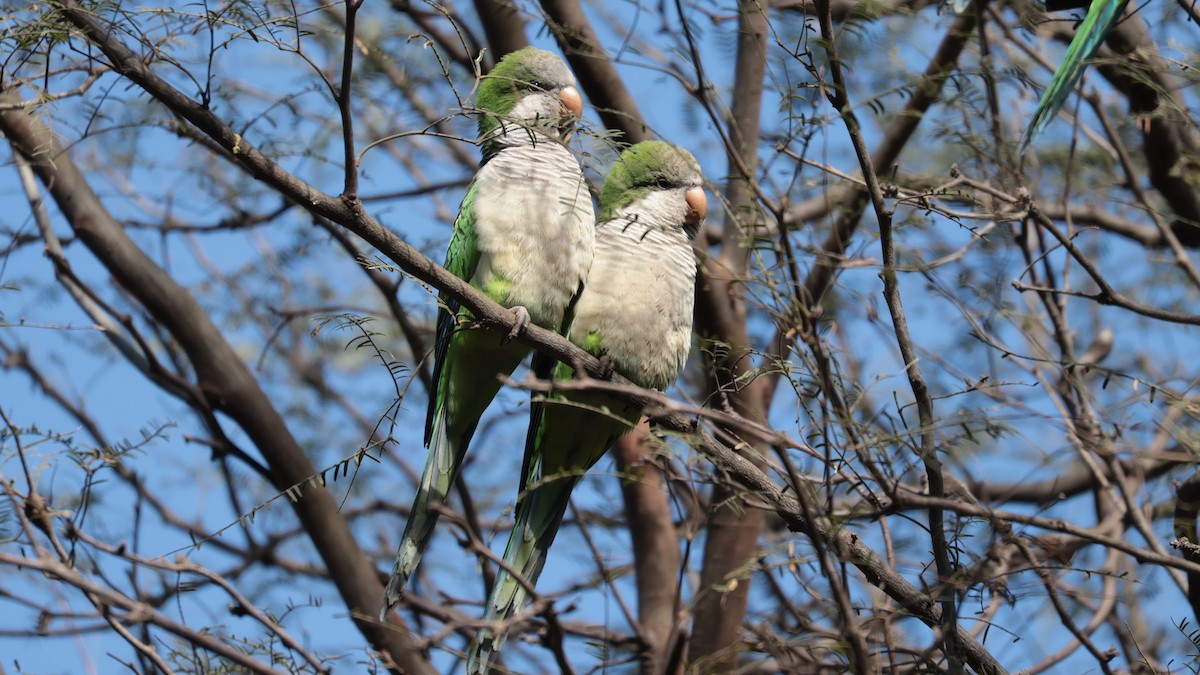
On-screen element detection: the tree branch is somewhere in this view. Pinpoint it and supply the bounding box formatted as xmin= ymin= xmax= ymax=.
xmin=540 ymin=0 xmax=649 ymax=144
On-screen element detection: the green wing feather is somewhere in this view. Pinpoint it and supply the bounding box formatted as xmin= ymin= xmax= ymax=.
xmin=426 ymin=182 xmax=481 ymax=445
xmin=382 ymin=182 xmax=485 ymax=619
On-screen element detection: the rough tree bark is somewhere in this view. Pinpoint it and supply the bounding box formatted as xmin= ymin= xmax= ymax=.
xmin=688 ymin=2 xmax=772 ymax=671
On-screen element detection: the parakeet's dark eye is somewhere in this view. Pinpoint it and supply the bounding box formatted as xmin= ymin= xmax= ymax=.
xmin=654 ymin=177 xmax=672 ymax=189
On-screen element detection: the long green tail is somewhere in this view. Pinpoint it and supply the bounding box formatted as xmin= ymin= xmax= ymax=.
xmin=380 ymin=402 xmax=467 ymax=619
xmin=467 ymin=387 xmax=635 ymax=673
xmin=467 ymin=471 xmax=580 ymax=674
xmin=1023 ymin=0 xmax=1130 ymax=148
xmin=381 ymin=328 xmax=527 ymax=619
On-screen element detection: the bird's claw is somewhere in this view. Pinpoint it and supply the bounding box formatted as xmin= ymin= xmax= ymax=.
xmin=503 ymin=306 xmax=530 ymax=344
xmin=595 ymin=354 xmax=615 ymax=380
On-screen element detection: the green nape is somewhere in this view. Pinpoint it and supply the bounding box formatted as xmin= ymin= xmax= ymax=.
xmin=600 ymin=141 xmax=699 ymax=219
xmin=475 ymin=47 xmax=554 ymax=139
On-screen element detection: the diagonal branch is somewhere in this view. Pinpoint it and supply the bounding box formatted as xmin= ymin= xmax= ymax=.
xmin=812 ymin=1 xmax=968 ymax=669
xmin=473 ymin=0 xmax=530 ymax=61
xmin=540 ymin=0 xmax=649 ymax=144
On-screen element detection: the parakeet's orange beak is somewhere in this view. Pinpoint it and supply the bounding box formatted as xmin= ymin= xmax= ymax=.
xmin=558 ymin=86 xmax=583 ymax=116
xmin=684 ymin=187 xmax=707 ymax=225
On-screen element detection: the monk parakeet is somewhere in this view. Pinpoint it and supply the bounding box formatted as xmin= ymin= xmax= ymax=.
xmin=1023 ymin=0 xmax=1130 ymax=147
xmin=381 ymin=47 xmax=595 ymax=619
xmin=467 ymin=141 xmax=706 ymax=673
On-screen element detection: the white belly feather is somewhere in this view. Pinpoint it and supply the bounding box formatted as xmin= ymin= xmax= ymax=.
xmin=570 ymin=198 xmax=697 ymax=391
xmin=471 ymin=142 xmax=594 ymax=332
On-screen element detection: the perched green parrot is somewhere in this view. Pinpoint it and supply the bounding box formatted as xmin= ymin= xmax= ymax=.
xmin=1022 ymin=0 xmax=1130 ymax=147
xmin=466 ymin=141 xmax=707 ymax=674
xmin=381 ymin=47 xmax=595 ymax=619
